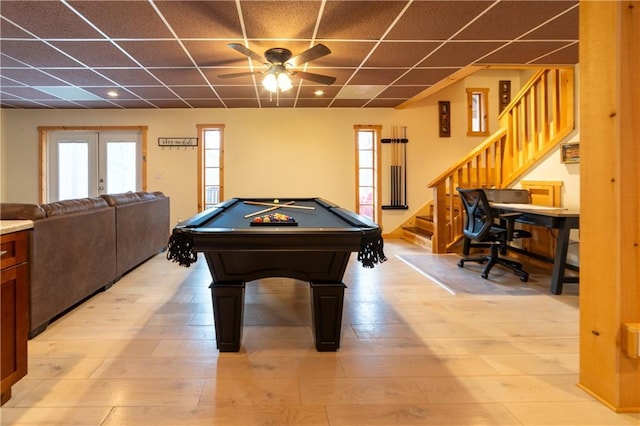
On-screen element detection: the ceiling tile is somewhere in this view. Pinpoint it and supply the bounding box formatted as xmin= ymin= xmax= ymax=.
xmin=184 ymin=99 xmax=225 ymax=108
xmin=454 ymin=1 xmax=578 ymax=41
xmin=1 ymin=68 xmax=64 ymax=86
xmin=420 ymin=42 xmax=505 ymax=67
xmin=241 ymin=1 xmax=322 ymax=39
xmin=397 ymin=68 xmax=461 ymax=85
xmin=330 ymin=99 xmax=368 ymax=107
xmin=214 ymin=86 xmax=258 ymax=98
xmin=317 ymin=1 xmax=408 ymax=40
xmin=149 ymin=69 xmax=209 ymax=86
xmin=387 ymin=1 xmax=494 ymax=40
xmin=0 ymin=19 xmax=35 ymax=39
xmin=109 ymin=99 xmax=158 ymax=109
xmin=349 ymin=69 xmax=407 ymax=86
xmin=117 ymin=41 xmax=194 ymax=68
xmin=183 ymin=41 xmax=252 ymax=67
xmin=44 ymin=69 xmax=115 ymax=86
xmin=147 ymin=99 xmax=192 ymax=108
xmin=523 ymin=6 xmax=579 ymax=40
xmin=50 ymin=41 xmax=139 ymax=68
xmin=69 ymin=0 xmax=173 ymax=38
xmin=478 ymin=41 xmax=576 ymax=64
xmin=295 ymin=98 xmax=332 ymax=108
xmin=1 ymin=40 xmax=82 ymax=67
xmin=364 ymin=42 xmax=441 ymax=68
xmin=97 ymin=69 xmax=162 ymax=86
xmin=531 ymin=42 xmax=579 ymax=65
xmin=171 ymin=86 xmax=220 ymax=99
xmin=2 ymin=86 xmax=61 ymax=99
xmin=1 ymin=0 xmax=104 ymax=38
xmin=125 ymin=86 xmax=180 ymax=100
xmin=157 ymin=1 xmax=243 ymax=38
xmin=223 ymin=99 xmax=261 ymax=108
xmin=377 ymin=86 xmax=429 ymax=98
xmin=308 ymin=41 xmax=376 ymax=68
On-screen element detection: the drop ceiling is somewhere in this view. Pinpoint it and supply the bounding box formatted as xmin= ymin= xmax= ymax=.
xmin=0 ymin=0 xmax=579 ymax=109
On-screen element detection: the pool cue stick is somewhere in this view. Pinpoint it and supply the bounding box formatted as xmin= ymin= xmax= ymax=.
xmin=391 ymin=126 xmax=396 ymax=205
xmin=402 ymin=126 xmax=407 ymax=205
xmin=243 ymin=201 xmax=316 ymax=209
xmin=244 ymin=201 xmax=296 ymax=218
xmin=393 ymin=125 xmax=399 ymax=205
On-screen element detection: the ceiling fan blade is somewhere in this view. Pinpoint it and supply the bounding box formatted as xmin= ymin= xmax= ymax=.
xmin=287 ymin=44 xmax=331 ymax=67
xmin=294 ymin=71 xmax=336 ymax=85
xmin=218 ymin=71 xmax=262 ymax=79
xmin=228 ymin=43 xmax=266 ymax=64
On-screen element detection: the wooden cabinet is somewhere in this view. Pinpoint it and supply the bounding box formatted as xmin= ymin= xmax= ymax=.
xmin=1 ymin=230 xmax=29 ymax=405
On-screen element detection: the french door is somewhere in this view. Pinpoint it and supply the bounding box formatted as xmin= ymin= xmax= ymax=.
xmin=47 ymin=131 xmax=142 ymax=202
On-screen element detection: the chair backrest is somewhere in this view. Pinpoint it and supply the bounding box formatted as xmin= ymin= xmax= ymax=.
xmin=457 ymin=187 xmax=496 ymax=242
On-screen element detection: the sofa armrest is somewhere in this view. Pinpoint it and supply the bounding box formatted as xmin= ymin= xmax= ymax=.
xmin=0 ymin=203 xmax=46 ymax=220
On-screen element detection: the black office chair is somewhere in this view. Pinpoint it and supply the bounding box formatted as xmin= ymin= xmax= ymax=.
xmin=456 ymin=187 xmax=530 ymax=282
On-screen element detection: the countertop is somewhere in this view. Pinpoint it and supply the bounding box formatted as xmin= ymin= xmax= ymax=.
xmin=0 ymin=220 xmax=34 ymax=235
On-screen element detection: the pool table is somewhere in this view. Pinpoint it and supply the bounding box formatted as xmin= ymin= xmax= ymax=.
xmin=167 ymin=197 xmax=386 ymax=352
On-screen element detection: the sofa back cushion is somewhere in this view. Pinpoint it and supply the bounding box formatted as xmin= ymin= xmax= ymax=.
xmin=100 ymin=191 xmax=164 ymax=207
xmin=42 ymin=197 xmax=108 ymax=217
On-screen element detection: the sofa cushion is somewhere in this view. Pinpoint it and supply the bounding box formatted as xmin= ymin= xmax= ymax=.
xmin=0 ymin=203 xmax=47 ymax=220
xmin=42 ymin=197 xmax=109 ymax=217
xmin=101 ymin=191 xmax=164 ymax=206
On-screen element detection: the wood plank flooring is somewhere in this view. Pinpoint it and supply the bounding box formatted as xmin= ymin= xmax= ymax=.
xmin=2 ymin=239 xmax=638 ymax=425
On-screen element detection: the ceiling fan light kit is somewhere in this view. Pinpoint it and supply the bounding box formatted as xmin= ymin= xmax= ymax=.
xmin=261 ymin=68 xmax=292 ymax=93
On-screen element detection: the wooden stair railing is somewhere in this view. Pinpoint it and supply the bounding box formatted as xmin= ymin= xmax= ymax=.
xmin=426 ymin=68 xmax=575 ymax=254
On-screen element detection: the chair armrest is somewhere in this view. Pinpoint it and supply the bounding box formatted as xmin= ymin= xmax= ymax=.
xmin=497 ymin=212 xmax=522 ymax=241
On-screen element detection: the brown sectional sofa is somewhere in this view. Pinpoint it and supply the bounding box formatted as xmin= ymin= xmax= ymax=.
xmin=101 ymin=191 xmax=170 ymax=277
xmin=1 ymin=192 xmax=169 ymax=337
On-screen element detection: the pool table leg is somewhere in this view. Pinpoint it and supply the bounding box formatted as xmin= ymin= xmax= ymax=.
xmin=310 ymin=282 xmax=347 ymax=351
xmin=209 ymin=281 xmax=245 ymax=352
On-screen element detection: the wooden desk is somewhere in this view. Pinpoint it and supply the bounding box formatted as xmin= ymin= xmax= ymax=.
xmin=492 ymin=203 xmax=579 ymax=295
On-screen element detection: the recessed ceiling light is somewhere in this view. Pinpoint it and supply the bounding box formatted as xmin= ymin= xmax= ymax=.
xmin=107 ymin=91 xmax=119 ymax=98
xmin=314 ymin=90 xmax=324 ymax=96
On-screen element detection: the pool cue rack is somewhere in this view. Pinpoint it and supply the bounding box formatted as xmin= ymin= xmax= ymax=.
xmin=381 ymin=126 xmax=409 ymax=210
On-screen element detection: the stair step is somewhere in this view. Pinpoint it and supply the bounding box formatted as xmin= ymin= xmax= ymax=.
xmin=402 ymin=226 xmax=433 ymax=238
xmin=401 ymin=227 xmax=433 ymax=251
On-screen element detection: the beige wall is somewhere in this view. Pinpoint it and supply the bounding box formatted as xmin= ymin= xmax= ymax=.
xmin=0 ymin=69 xmax=578 ymax=233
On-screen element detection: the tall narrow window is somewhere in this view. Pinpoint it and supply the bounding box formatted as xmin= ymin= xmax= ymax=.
xmin=354 ymin=125 xmax=381 ymax=223
xmin=466 ymin=88 xmax=490 ymax=136
xmin=198 ymin=125 xmax=224 ymax=211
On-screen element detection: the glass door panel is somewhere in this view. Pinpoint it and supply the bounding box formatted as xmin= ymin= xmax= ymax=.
xmin=99 ymin=132 xmax=141 ymax=195
xmin=48 ymin=132 xmax=97 ymax=202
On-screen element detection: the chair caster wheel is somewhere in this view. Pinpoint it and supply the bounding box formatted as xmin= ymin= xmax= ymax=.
xmin=481 ymin=273 xmax=488 ymax=279
xmin=520 ymin=275 xmax=529 ymax=282
xmin=457 ymin=260 xmax=464 ymax=268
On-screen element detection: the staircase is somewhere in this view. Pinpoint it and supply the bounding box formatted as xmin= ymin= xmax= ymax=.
xmin=401 ymin=68 xmax=575 ymax=253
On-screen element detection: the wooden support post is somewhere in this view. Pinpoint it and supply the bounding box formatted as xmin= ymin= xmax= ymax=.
xmin=579 ymin=0 xmax=640 ymax=412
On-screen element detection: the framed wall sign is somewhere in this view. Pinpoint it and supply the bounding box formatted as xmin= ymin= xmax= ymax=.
xmin=561 ymin=142 xmax=580 ymax=164
xmin=499 ymin=80 xmax=511 ymax=112
xmin=438 ymin=101 xmax=450 ymax=137
xmin=158 ymin=137 xmax=198 ymax=147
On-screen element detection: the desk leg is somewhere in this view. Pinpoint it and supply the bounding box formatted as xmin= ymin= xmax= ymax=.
xmin=550 ymin=221 xmax=572 ymax=295
xmin=310 ymin=282 xmax=346 ymax=352
xmin=210 ymin=282 xmax=245 ymax=352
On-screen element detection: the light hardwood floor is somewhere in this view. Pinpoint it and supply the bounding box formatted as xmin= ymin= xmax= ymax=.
xmin=1 ymin=239 xmax=638 ymax=425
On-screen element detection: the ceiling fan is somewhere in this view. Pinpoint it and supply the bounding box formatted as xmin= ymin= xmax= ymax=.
xmin=218 ymin=43 xmax=336 ymax=92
